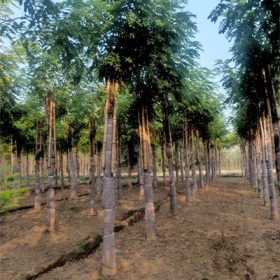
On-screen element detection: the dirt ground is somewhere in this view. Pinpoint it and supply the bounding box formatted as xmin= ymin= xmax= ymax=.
xmin=0 ymin=176 xmax=280 ymax=280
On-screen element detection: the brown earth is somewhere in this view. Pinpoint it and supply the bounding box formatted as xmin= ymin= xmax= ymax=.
xmin=0 ymin=177 xmax=280 ymax=280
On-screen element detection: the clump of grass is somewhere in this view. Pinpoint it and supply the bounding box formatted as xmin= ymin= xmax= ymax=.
xmin=0 ymin=165 xmax=30 ymax=214
xmin=221 ymin=173 xmax=242 ymax=178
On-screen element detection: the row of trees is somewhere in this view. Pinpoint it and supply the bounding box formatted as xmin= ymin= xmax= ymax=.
xmin=1 ymin=0 xmax=279 ymax=276
xmin=209 ymin=0 xmax=280 ymax=220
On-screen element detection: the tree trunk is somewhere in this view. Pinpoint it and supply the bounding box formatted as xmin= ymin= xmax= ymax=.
xmin=163 ymin=101 xmax=177 ymax=215
xmin=255 ymin=132 xmax=262 ymax=197
xmin=34 ymin=121 xmax=42 ymax=212
xmin=161 ymin=135 xmax=166 ymax=187
xmin=11 ymin=138 xmax=19 ymax=196
xmin=40 ymin=144 xmax=45 ymax=192
xmin=263 ymin=66 xmax=280 ymax=194
xmin=89 ymin=113 xmax=96 ymax=215
xmin=179 ymin=142 xmax=184 ymax=182
xmin=46 ymin=89 xmax=56 ymax=231
xmin=102 ymin=78 xmax=117 ymax=276
xmin=139 ymin=105 xmax=156 ymax=239
xmin=116 ymin=132 xmax=122 ymax=200
xmin=97 ymin=150 xmax=102 ymax=194
xmin=127 ymin=144 xmax=132 ymax=189
xmin=152 ymin=143 xmax=158 ymax=188
xmin=210 ymin=145 xmax=216 ymax=184
xmin=174 ymin=142 xmax=179 ymax=183
xmin=259 ymin=119 xmax=270 ymax=206
xmin=204 ymin=141 xmax=211 ymax=186
xmin=190 ymin=129 xmax=198 ymax=195
xmin=59 ymin=148 xmax=65 ymax=189
xmin=68 ymin=145 xmax=78 ymax=199
xmin=25 ymin=152 xmax=30 ymax=186
xmin=264 ymin=116 xmax=279 ymax=219
xmin=184 ymin=124 xmax=191 ymax=202
xmin=138 ymin=143 xmax=144 ymax=198
xmin=196 ymin=131 xmax=204 ymax=189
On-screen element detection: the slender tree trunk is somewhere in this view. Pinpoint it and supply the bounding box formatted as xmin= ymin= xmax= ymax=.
xmin=139 ymin=105 xmax=156 ymax=239
xmin=252 ymin=137 xmax=259 ymax=190
xmin=47 ymin=139 xmax=56 ymax=230
xmin=89 ymin=113 xmax=96 ymax=215
xmin=184 ymin=124 xmax=191 ymax=202
xmin=196 ymin=131 xmax=204 ymax=189
xmin=102 ymin=78 xmax=117 ymax=276
xmin=152 ymin=143 xmax=158 ymax=188
xmin=260 ymin=118 xmax=270 ymax=206
xmin=34 ymin=121 xmax=42 ymax=211
xmin=190 ymin=129 xmax=198 ymax=195
xmin=68 ymin=145 xmax=78 ymax=199
xmin=127 ymin=144 xmax=132 ymax=189
xmin=248 ymin=139 xmax=254 ymax=187
xmin=59 ymin=148 xmax=65 ymax=189
xmin=218 ymin=148 xmax=221 ymax=178
xmin=116 ymin=132 xmax=122 ymax=200
xmin=210 ymin=144 xmax=216 ymax=184
xmin=163 ymin=100 xmax=177 ymax=215
xmin=264 ymin=116 xmax=279 ymax=220
xmin=204 ymin=141 xmax=211 ymax=186
xmin=97 ymin=150 xmax=102 ymax=194
xmin=138 ymin=143 xmax=144 ymax=198
xmin=46 ymin=90 xmax=56 ymax=231
xmin=11 ymin=138 xmax=20 ymax=197
xmin=161 ymin=135 xmax=166 ymax=187
xmin=255 ymin=132 xmax=262 ymax=197
xmin=40 ymin=139 xmax=45 ymax=192
xmin=25 ymin=152 xmax=30 ymax=186
xmin=174 ymin=142 xmax=179 ymax=183
xmin=179 ymin=142 xmax=184 ymax=182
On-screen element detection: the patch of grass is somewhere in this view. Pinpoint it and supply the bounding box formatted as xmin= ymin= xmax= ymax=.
xmin=77 ymin=236 xmax=91 ymax=250
xmin=0 ymin=165 xmax=30 ymax=214
xmin=221 ymin=173 xmax=242 ymax=178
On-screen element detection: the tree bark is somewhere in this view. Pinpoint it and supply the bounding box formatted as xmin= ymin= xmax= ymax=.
xmin=204 ymin=141 xmax=211 ymax=186
xmin=139 ymin=105 xmax=156 ymax=239
xmin=68 ymin=145 xmax=78 ymax=199
xmin=263 ymin=66 xmax=280 ymax=194
xmin=264 ymin=116 xmax=279 ymax=219
xmin=152 ymin=143 xmax=158 ymax=188
xmin=184 ymin=124 xmax=191 ymax=202
xmin=179 ymin=142 xmax=184 ymax=182
xmin=59 ymin=148 xmax=65 ymax=189
xmin=190 ymin=129 xmax=198 ymax=195
xmin=163 ymin=100 xmax=177 ymax=215
xmin=127 ymin=144 xmax=132 ymax=189
xmin=161 ymin=135 xmax=166 ymax=187
xmin=89 ymin=113 xmax=96 ymax=215
xmin=196 ymin=131 xmax=204 ymax=189
xmin=34 ymin=121 xmax=42 ymax=212
xmin=102 ymin=78 xmax=117 ymax=276
xmin=116 ymin=132 xmax=122 ymax=200
xmin=174 ymin=142 xmax=179 ymax=183
xmin=138 ymin=143 xmax=144 ymax=198
xmin=46 ymin=90 xmax=56 ymax=231
xmin=255 ymin=132 xmax=262 ymax=197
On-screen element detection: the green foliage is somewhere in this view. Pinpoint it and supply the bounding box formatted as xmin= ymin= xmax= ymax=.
xmin=221 ymin=130 xmax=240 ymax=149
xmin=0 ymin=164 xmax=30 ymax=213
xmin=209 ymin=0 xmax=280 ymax=140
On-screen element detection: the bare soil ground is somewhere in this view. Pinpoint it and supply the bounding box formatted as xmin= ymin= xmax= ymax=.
xmin=0 ymin=177 xmax=280 ymax=280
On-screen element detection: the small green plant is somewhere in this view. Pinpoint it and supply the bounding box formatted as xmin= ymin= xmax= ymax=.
xmin=0 ymin=164 xmax=30 ymax=214
xmin=77 ymin=236 xmax=90 ymax=250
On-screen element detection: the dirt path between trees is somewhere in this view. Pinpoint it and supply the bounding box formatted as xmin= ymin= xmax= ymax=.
xmin=0 ymin=177 xmax=279 ymax=280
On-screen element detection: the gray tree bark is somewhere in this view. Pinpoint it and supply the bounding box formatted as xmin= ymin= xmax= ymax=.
xmin=102 ymin=79 xmax=117 ymax=276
